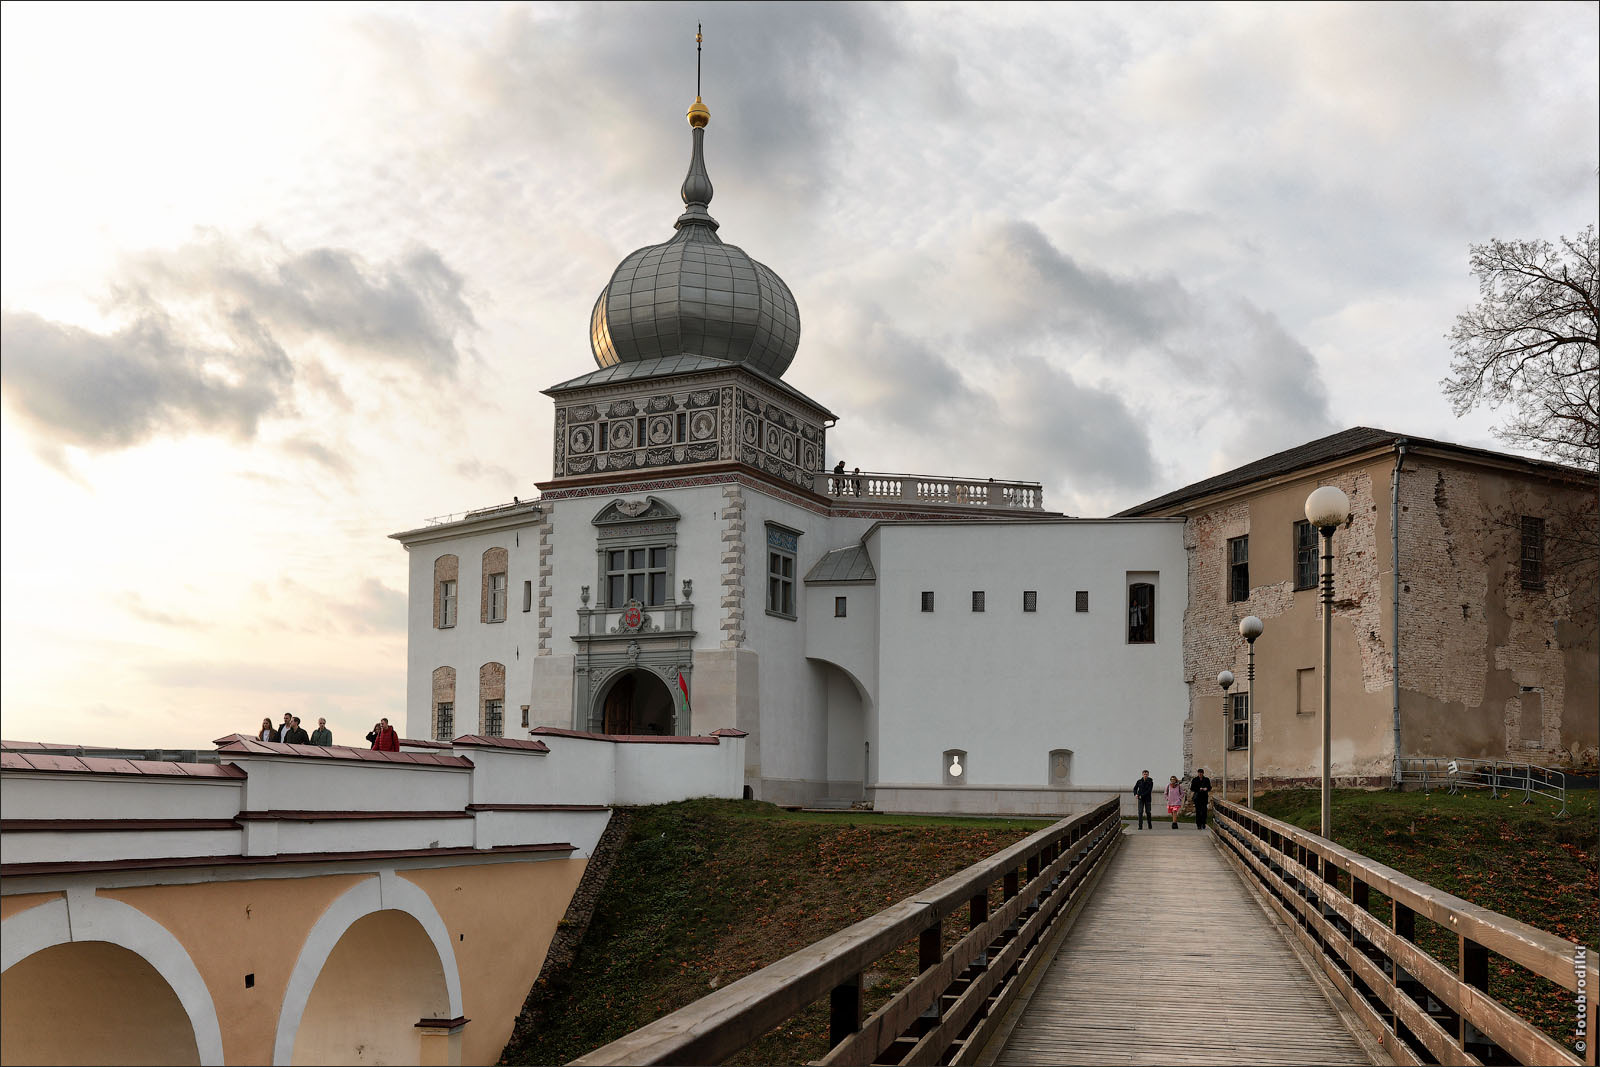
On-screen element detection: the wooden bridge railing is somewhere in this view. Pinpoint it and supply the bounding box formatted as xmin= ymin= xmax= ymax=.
xmin=573 ymin=798 xmax=1122 ymax=1066
xmin=1212 ymin=798 xmax=1594 ymax=1067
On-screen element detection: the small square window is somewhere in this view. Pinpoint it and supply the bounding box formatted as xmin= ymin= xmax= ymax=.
xmin=1075 ymin=590 xmax=1088 ymax=612
xmin=972 ymin=591 xmax=986 ymax=612
xmin=921 ymin=591 xmax=935 ymax=612
xmin=834 ymin=596 xmax=847 ymax=617
xmin=1023 ymin=590 xmax=1037 ymax=613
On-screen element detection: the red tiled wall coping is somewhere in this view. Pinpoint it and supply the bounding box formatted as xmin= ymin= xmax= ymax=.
xmin=211 ymin=735 xmax=472 ymax=768
xmin=1 ymin=752 xmax=247 ymax=779
xmin=449 ymin=735 xmax=551 ymax=752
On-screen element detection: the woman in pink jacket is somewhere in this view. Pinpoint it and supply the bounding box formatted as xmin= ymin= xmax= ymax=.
xmin=1165 ymin=776 xmax=1185 ymax=829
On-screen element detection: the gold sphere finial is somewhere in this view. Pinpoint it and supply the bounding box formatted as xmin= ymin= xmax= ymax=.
xmin=687 ymin=95 xmax=710 ymax=128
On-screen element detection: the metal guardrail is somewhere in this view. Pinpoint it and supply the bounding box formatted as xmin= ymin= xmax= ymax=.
xmin=573 ymin=799 xmax=1121 ymax=1066
xmin=1397 ymin=756 xmax=1569 ymax=816
xmin=1212 ymin=799 xmax=1593 ymax=1067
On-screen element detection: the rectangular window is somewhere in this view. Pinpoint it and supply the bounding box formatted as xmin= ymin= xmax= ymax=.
xmin=1023 ymin=590 xmax=1037 ymax=613
xmin=835 ymin=596 xmax=847 ymax=617
xmin=1229 ymin=693 xmax=1249 ymax=750
xmin=523 ymin=580 xmax=533 ymax=612
xmin=921 ymin=591 xmax=935 ymax=613
xmin=435 ymin=702 xmax=454 ymax=742
xmin=1520 ymin=515 xmax=1544 ymax=589
xmin=483 ymin=699 xmax=504 ymax=738
xmin=1227 ymin=536 xmax=1249 ymax=602
xmin=971 ymin=590 xmax=985 ymax=612
xmin=604 ymin=545 xmax=669 ymax=607
xmin=765 ymin=525 xmax=799 ymax=619
xmin=488 ymin=572 xmax=507 ymax=622
xmin=676 ymin=412 xmax=687 ymax=443
xmin=598 ymin=422 xmax=609 ymax=451
xmin=521 ymin=705 xmax=530 ymax=728
xmin=767 ymin=551 xmax=796 ymax=617
xmin=636 ymin=416 xmax=647 ymax=445
xmin=1128 ymin=582 xmax=1155 ymax=643
xmin=1293 ymin=521 xmax=1318 ymax=591
xmin=1075 ymin=590 xmax=1088 ymax=613
xmin=439 ymin=580 xmax=457 ymax=628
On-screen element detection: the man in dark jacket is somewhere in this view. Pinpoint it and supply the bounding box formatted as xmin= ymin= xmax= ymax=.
xmin=283 ymin=716 xmax=311 ymax=745
xmin=310 ymin=718 xmax=333 ymax=746
xmin=1132 ymin=770 xmax=1155 ymax=830
xmin=1191 ymin=768 xmax=1213 ymax=831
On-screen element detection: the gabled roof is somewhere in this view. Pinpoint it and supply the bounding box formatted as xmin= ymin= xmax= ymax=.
xmin=804 ymin=544 xmax=876 ymax=583
xmin=1117 ymin=427 xmax=1595 ymax=517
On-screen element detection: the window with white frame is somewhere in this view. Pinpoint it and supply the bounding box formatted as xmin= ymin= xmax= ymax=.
xmin=766 ymin=524 xmax=799 ymax=619
xmin=488 ymin=572 xmax=508 ymax=622
xmin=1229 ymin=692 xmax=1249 ymax=750
xmin=439 ymin=580 xmax=458 ymax=628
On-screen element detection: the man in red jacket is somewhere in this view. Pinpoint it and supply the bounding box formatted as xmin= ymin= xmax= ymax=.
xmin=366 ymin=718 xmax=400 ymax=751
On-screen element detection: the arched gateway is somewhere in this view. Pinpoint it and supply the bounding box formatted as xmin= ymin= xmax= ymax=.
xmin=595 ymin=667 xmax=677 ymax=735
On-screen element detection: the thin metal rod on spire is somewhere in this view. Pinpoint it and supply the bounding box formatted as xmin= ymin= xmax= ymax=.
xmin=696 ymin=23 xmax=703 ymax=97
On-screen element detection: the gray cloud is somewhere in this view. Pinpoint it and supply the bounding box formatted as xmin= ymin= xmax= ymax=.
xmin=1 ymin=234 xmax=476 ymax=458
xmin=329 ymin=578 xmax=408 ymax=635
xmin=1 ymin=305 xmax=291 ymax=461
xmin=117 ymin=592 xmax=206 ymax=630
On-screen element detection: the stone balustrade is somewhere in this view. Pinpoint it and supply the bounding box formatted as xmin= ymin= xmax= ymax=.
xmin=823 ymin=471 xmax=1045 ymax=511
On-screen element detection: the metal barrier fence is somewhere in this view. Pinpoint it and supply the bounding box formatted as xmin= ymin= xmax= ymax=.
xmin=1397 ymin=756 xmax=1569 ymax=816
xmin=573 ymin=799 xmax=1122 ymax=1066
xmin=1212 ymin=798 xmax=1593 ymax=1067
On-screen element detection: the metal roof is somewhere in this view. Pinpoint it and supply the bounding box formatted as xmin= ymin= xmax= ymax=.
xmin=1117 ymin=426 xmax=1596 ymax=516
xmin=804 ymin=544 xmax=877 ymax=584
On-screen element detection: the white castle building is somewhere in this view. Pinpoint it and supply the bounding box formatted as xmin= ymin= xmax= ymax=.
xmin=391 ymin=91 xmax=1190 ymax=812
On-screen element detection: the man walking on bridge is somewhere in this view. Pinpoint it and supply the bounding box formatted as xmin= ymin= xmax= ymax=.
xmin=1191 ymin=768 xmax=1212 ymax=831
xmin=1133 ymin=770 xmax=1155 ymax=829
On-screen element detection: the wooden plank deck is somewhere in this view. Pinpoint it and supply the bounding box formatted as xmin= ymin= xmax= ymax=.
xmin=990 ymin=825 xmax=1379 ymax=1066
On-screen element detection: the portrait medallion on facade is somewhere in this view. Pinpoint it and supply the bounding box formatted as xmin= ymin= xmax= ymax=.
xmin=570 ymin=425 xmax=594 ymax=454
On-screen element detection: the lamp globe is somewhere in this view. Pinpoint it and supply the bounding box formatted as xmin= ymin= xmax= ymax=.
xmin=1305 ymin=485 xmax=1350 ymax=529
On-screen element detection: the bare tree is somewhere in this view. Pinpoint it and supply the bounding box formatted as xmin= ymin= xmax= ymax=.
xmin=1443 ymin=225 xmax=1599 ymax=470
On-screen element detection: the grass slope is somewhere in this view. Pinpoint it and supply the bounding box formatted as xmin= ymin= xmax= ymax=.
xmin=502 ymin=800 xmax=1050 ymax=1066
xmin=1253 ymin=786 xmax=1597 ymax=1056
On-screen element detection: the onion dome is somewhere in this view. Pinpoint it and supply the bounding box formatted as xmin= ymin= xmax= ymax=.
xmin=589 ymin=94 xmax=801 ymax=379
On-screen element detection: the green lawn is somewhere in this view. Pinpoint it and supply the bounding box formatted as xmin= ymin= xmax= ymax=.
xmin=500 ymin=799 xmax=1052 ymax=1066
xmin=1252 ymin=786 xmax=1597 ymax=1056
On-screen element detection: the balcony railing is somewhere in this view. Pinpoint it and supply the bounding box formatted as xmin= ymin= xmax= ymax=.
xmin=823 ymin=472 xmax=1045 ymax=511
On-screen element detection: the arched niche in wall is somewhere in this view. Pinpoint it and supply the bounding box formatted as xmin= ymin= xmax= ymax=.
xmin=943 ymin=749 xmax=968 ymax=786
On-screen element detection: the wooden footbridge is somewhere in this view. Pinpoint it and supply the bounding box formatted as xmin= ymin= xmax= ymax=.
xmin=576 ymin=799 xmax=1593 ymax=1067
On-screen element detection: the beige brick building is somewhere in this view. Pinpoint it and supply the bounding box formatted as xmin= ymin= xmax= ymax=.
xmin=1122 ymin=427 xmax=1598 ymax=791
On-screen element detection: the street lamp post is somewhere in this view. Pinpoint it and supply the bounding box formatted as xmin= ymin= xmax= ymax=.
xmin=1239 ymin=616 xmax=1263 ymax=808
xmin=1218 ymin=670 xmax=1234 ymax=801
xmin=1305 ymin=485 xmax=1350 ymax=840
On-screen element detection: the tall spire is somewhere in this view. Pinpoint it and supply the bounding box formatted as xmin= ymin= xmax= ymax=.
xmin=678 ymin=23 xmax=716 ymax=231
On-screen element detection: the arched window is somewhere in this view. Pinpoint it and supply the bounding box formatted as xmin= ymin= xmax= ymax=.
xmin=433 ymin=555 xmax=459 ymax=629
xmin=481 ymin=547 xmax=508 ymax=623
xmin=430 ymin=667 xmax=456 ymax=741
xmin=479 ymin=662 xmax=505 ymax=737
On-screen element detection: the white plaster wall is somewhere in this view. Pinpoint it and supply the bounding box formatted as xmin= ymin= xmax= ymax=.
xmin=0 ymin=775 xmax=243 ymax=821
xmin=803 ymin=582 xmax=878 ymax=697
xmin=1 ymin=829 xmax=243 ymax=866
xmin=520 ymin=735 xmax=618 ymax=806
xmin=237 ymin=759 xmax=472 ymax=814
xmin=402 ymin=515 xmax=542 ymax=739
xmin=872 ymin=520 xmax=1188 ymax=792
xmin=739 ymin=490 xmax=832 ymax=793
xmin=823 ymin=664 xmax=867 ymax=788
xmin=612 ymin=737 xmax=746 ymax=805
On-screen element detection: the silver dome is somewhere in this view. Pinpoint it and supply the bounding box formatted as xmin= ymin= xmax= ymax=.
xmin=589 ymin=119 xmax=801 ymax=378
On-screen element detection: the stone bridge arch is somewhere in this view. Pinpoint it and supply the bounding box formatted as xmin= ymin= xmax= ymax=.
xmin=1 ymin=891 xmax=224 ymax=1065
xmin=273 ymin=871 xmax=464 ymax=1065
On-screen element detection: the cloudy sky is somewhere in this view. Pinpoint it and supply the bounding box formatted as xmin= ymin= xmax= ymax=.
xmin=2 ymin=2 xmax=1595 ymax=748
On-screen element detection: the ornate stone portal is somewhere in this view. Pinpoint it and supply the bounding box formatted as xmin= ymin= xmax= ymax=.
xmin=573 ymin=496 xmax=695 ymax=733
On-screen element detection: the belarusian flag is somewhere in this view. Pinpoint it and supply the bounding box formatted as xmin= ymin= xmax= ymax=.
xmin=676 ymin=671 xmax=691 ymax=720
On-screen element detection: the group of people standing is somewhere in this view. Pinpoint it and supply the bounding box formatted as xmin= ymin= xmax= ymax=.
xmin=255 ymin=714 xmax=399 ymax=751
xmin=258 ymin=714 xmax=332 ymax=746
xmin=1131 ymin=768 xmax=1214 ymax=830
